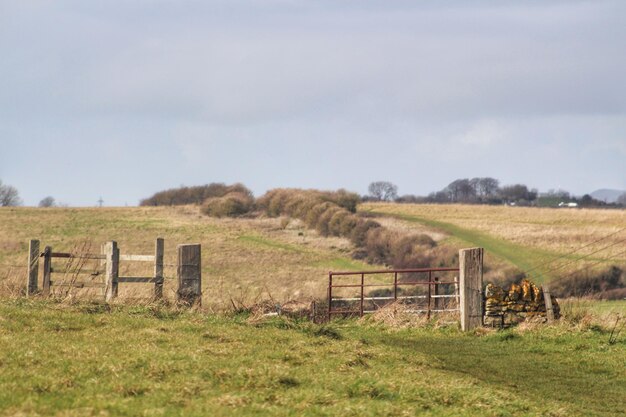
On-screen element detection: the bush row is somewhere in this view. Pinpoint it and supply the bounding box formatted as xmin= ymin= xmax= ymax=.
xmin=202 ymin=191 xmax=255 ymax=218
xmin=257 ymin=189 xmax=453 ymax=269
xmin=140 ymin=183 xmax=253 ymax=207
xmin=144 ymin=184 xmax=457 ymax=269
xmin=551 ymin=266 xmax=625 ymax=299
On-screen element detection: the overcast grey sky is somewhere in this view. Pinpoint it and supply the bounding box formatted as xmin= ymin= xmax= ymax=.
xmin=1 ymin=0 xmax=625 ymax=206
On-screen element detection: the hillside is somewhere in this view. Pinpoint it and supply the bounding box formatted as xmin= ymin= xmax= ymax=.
xmin=362 ymin=203 xmax=626 ymax=283
xmin=1 ymin=204 xmax=624 ymax=299
xmin=0 ymin=206 xmax=377 ymax=307
xmin=590 ymin=189 xmax=625 ymax=204
xmin=1 ymin=206 xmax=625 ymax=416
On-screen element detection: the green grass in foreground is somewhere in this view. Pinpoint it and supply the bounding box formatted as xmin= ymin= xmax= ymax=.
xmin=1 ymin=300 xmax=625 ymax=416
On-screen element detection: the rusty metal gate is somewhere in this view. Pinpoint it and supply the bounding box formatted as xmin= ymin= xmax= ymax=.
xmin=327 ymin=267 xmax=460 ymax=320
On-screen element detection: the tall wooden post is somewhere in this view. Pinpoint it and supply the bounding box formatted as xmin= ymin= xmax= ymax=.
xmin=42 ymin=246 xmax=52 ymax=296
xmin=543 ymin=284 xmax=555 ymax=322
xmin=100 ymin=243 xmax=106 ymax=297
xmin=454 ymin=275 xmax=459 ymax=311
xmin=154 ymin=238 xmax=164 ymax=299
xmin=27 ymin=240 xmax=40 ymax=296
xmin=105 ymin=241 xmax=119 ymax=302
xmin=327 ymin=272 xmax=333 ymax=322
xmin=459 ymin=248 xmax=484 ymax=332
xmin=177 ymin=244 xmax=201 ymax=306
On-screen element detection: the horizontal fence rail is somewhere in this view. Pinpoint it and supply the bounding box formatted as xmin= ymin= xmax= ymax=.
xmin=27 ymin=238 xmax=202 ymax=305
xmin=328 ymin=268 xmax=460 ymax=321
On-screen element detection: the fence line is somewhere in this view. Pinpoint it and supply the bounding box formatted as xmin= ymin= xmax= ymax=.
xmin=328 ymin=267 xmax=461 ymax=320
xmin=26 ymin=238 xmax=201 ymax=305
xmin=327 ymin=248 xmax=485 ymax=332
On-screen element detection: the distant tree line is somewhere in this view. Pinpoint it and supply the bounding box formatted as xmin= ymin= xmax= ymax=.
xmin=368 ymin=179 xmax=626 ymax=208
xmin=429 ymin=178 xmax=537 ymax=205
xmin=1 ymin=179 xmax=68 ymax=208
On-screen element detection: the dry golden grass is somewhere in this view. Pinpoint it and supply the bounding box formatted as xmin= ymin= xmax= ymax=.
xmin=363 ymin=203 xmax=626 ymax=281
xmin=366 ymin=203 xmax=625 ymax=253
xmin=0 ymin=206 xmax=377 ymax=309
xmin=361 ymin=302 xmax=460 ymax=329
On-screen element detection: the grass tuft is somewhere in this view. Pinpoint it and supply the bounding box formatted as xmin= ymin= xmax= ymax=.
xmin=311 ymin=325 xmax=343 ymax=340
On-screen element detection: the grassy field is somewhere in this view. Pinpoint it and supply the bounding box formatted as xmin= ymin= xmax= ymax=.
xmin=0 ymin=206 xmax=376 ymax=308
xmin=0 ymin=299 xmax=625 ymax=417
xmin=2 ymin=204 xmax=624 ymax=296
xmin=1 ymin=206 xmax=625 ymax=416
xmin=364 ymin=203 xmax=626 ymax=282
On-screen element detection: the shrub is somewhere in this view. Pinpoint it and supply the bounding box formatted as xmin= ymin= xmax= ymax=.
xmin=255 ymin=188 xmax=442 ymax=269
xmin=38 ymin=196 xmax=56 ymax=208
xmin=339 ymin=215 xmax=359 ymax=237
xmin=551 ymin=266 xmax=624 ymax=299
xmin=284 ymin=194 xmax=313 ymax=218
xmin=202 ymin=192 xmax=255 ymax=218
xmin=267 ymin=190 xmax=291 ymax=217
xmin=330 ymin=189 xmax=360 ymax=213
xmin=316 ymin=206 xmax=343 ymax=237
xmin=328 ymin=211 xmax=351 ymax=237
xmin=141 ymin=183 xmax=253 ymax=206
xmin=410 ymin=234 xmax=436 ymax=248
xmin=364 ymin=228 xmax=393 ymax=264
xmin=304 ymin=202 xmax=334 ymax=229
xmin=350 ymin=220 xmax=382 ymax=247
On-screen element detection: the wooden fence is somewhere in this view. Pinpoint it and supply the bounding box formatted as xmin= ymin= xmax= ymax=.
xmin=26 ymin=239 xmax=202 ymax=305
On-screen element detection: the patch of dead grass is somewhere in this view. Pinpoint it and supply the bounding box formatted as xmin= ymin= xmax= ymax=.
xmin=0 ymin=206 xmax=379 ymax=311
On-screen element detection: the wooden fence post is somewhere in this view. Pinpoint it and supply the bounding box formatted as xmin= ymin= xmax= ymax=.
xmin=543 ymin=284 xmax=555 ymax=322
xmin=177 ymin=244 xmax=201 ymax=306
xmin=27 ymin=240 xmax=40 ymax=296
xmin=105 ymin=241 xmax=119 ymax=302
xmin=459 ymin=247 xmax=484 ymax=332
xmin=42 ymin=246 xmax=52 ymax=296
xmin=100 ymin=243 xmax=106 ymax=297
xmin=154 ymin=238 xmax=164 ymax=299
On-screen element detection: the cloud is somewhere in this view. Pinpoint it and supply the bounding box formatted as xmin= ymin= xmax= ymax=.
xmin=3 ymin=0 xmax=625 ymax=127
xmin=455 ymin=120 xmax=508 ymax=148
xmin=1 ymin=1 xmax=625 ymax=204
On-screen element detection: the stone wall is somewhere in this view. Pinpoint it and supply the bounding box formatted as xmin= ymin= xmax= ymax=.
xmin=484 ymin=279 xmax=560 ymax=327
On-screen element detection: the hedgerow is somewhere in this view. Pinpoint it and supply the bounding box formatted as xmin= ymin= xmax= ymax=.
xmin=140 ymin=183 xmax=253 ymax=207
xmin=257 ymin=188 xmax=455 ymax=269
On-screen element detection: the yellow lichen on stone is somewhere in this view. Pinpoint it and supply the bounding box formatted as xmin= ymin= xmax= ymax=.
xmin=532 ymin=284 xmax=543 ymax=303
xmin=484 ymin=279 xmax=560 ymax=327
xmin=521 ymin=280 xmax=533 ymax=302
xmin=508 ymin=284 xmax=521 ymax=301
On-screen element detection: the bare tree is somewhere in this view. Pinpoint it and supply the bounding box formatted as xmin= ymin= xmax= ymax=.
xmin=500 ymin=184 xmax=537 ymax=203
xmin=39 ymin=196 xmax=56 ymax=208
xmin=477 ymin=177 xmax=500 ymax=197
xmin=368 ymin=181 xmax=398 ymax=201
xmin=617 ymin=192 xmax=626 ymax=206
xmin=0 ymin=180 xmax=21 ymax=206
xmin=445 ymin=179 xmax=476 ymax=202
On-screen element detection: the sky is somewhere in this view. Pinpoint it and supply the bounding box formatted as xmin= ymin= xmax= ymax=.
xmin=1 ymin=0 xmax=625 ymax=206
